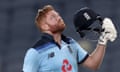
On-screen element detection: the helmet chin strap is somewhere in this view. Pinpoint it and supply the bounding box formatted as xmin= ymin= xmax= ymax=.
xmin=77 ymin=27 xmax=103 ymax=38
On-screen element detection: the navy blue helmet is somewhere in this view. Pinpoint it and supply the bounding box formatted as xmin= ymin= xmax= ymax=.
xmin=73 ymin=7 xmax=103 ymax=38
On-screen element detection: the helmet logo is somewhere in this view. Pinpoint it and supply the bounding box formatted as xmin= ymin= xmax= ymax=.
xmin=83 ymin=12 xmax=91 ymax=20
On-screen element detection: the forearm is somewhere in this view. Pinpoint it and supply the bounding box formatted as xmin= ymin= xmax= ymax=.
xmin=90 ymin=44 xmax=106 ymax=69
xmin=82 ymin=44 xmax=106 ymax=70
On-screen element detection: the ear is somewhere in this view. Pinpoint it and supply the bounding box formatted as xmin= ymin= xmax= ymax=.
xmin=40 ymin=23 xmax=50 ymax=31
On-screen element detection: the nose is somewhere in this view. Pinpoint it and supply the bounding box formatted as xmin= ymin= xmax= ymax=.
xmin=57 ymin=15 xmax=61 ymax=20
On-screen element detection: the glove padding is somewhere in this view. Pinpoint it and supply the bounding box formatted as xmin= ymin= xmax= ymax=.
xmin=98 ymin=18 xmax=117 ymax=45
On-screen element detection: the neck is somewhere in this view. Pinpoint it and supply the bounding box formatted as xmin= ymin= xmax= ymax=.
xmin=43 ymin=31 xmax=62 ymax=45
xmin=53 ymin=33 xmax=61 ymax=45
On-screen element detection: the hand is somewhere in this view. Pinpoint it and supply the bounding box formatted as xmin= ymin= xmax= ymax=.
xmin=98 ymin=18 xmax=117 ymax=45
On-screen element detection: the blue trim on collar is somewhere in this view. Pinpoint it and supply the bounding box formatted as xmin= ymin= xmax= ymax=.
xmin=32 ymin=33 xmax=71 ymax=49
xmin=35 ymin=42 xmax=54 ymax=51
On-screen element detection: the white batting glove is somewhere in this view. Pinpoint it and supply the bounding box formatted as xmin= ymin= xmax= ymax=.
xmin=98 ymin=18 xmax=117 ymax=45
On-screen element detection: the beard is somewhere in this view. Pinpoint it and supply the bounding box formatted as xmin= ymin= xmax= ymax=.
xmin=49 ymin=20 xmax=66 ymax=33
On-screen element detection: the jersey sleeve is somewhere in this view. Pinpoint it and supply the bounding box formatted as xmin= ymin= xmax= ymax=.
xmin=23 ymin=48 xmax=39 ymax=72
xmin=76 ymin=44 xmax=89 ymax=64
xmin=70 ymin=39 xmax=89 ymax=64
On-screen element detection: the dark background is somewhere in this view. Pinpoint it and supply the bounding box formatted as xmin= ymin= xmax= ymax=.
xmin=0 ymin=0 xmax=120 ymax=72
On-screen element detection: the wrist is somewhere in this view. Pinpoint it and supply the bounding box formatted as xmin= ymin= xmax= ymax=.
xmin=97 ymin=43 xmax=107 ymax=49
